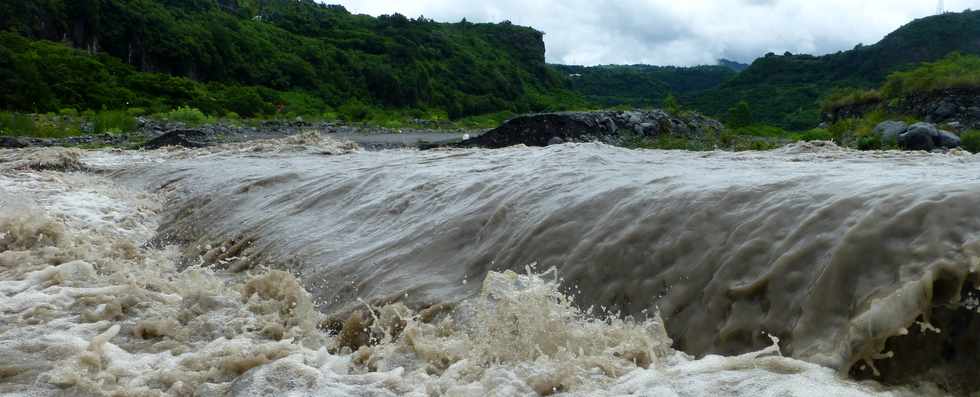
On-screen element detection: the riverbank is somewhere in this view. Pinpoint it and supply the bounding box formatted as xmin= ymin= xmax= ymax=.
xmin=0 ymin=116 xmax=484 ymax=151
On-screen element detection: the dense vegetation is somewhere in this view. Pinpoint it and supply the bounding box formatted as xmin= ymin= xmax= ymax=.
xmin=552 ymin=64 xmax=737 ymax=108
xmin=687 ymin=9 xmax=980 ymax=130
xmin=0 ymin=0 xmax=584 ymax=120
xmin=817 ymin=53 xmax=980 ymax=151
xmin=821 ymin=52 xmax=980 ymax=113
xmin=880 ymin=52 xmax=980 ymax=98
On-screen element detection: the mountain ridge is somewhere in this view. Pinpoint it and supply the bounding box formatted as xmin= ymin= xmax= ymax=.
xmin=686 ymin=9 xmax=980 ymax=129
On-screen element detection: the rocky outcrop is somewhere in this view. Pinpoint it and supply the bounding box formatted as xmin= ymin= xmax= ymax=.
xmin=826 ymin=88 xmax=980 ymax=130
xmin=872 ymin=120 xmax=961 ymax=151
xmin=143 ymin=129 xmax=210 ymax=149
xmin=824 ymin=100 xmax=882 ymax=123
xmin=458 ymin=110 xmax=724 ymax=149
xmin=0 ymin=137 xmax=29 ymax=149
xmin=895 ymin=88 xmax=980 ymax=129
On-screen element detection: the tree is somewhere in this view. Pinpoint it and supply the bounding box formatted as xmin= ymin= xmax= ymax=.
xmin=727 ymin=100 xmax=753 ymax=128
xmin=663 ymin=93 xmax=680 ymax=114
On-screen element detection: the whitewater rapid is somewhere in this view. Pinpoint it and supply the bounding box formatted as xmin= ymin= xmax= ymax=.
xmin=0 ymin=136 xmax=968 ymax=395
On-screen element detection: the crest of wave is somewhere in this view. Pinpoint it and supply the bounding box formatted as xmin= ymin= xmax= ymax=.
xmin=159 ymin=130 xmax=360 ymax=158
xmin=0 ymin=148 xmax=86 ymax=171
xmin=0 ymin=153 xmax=929 ymax=397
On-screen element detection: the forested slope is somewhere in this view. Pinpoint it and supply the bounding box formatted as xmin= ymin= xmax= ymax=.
xmin=0 ymin=0 xmax=580 ymax=118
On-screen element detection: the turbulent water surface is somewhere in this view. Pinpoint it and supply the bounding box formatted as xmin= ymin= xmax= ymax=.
xmin=0 ymin=136 xmax=976 ymax=396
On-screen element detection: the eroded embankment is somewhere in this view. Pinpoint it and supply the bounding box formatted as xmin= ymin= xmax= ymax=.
xmin=0 ymin=146 xmax=919 ymax=396
xmin=109 ymin=140 xmax=980 ymax=393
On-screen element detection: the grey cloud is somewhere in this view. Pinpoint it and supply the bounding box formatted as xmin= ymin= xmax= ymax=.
xmin=335 ymin=0 xmax=980 ymax=66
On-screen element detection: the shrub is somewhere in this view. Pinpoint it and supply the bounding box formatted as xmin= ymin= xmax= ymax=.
xmin=961 ymin=130 xmax=980 ymax=153
xmin=663 ymin=94 xmax=680 ymax=114
xmin=719 ymin=131 xmax=738 ymax=148
xmin=277 ymin=91 xmax=327 ymax=118
xmin=857 ymin=134 xmax=882 ymax=151
xmin=0 ymin=112 xmax=85 ymax=138
xmin=162 ymin=106 xmax=209 ymax=125
xmin=746 ymin=140 xmax=778 ymax=151
xmin=820 ymin=88 xmax=882 ymax=113
xmin=338 ymin=100 xmax=372 ymax=122
xmin=33 ymin=117 xmax=82 ymax=138
xmin=126 ymin=107 xmax=147 ymax=117
xmin=726 ymin=101 xmax=753 ymax=128
xmin=217 ymin=86 xmax=271 ymax=117
xmin=93 ymin=110 xmax=137 ymax=134
xmin=0 ymin=112 xmax=36 ymax=136
xmin=798 ymin=128 xmax=832 ymax=142
xmin=58 ymin=108 xmax=79 ymax=118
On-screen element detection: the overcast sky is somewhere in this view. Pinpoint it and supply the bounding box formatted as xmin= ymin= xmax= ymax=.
xmin=332 ymin=0 xmax=980 ymax=66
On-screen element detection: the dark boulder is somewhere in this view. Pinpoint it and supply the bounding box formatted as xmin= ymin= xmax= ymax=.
xmin=875 ymin=121 xmax=963 ymax=151
xmin=938 ymin=130 xmax=962 ymax=149
xmin=898 ymin=122 xmax=939 ymax=151
xmin=0 ymin=137 xmax=28 ymax=148
xmin=547 ymin=136 xmax=565 ymax=146
xmin=458 ymin=110 xmax=723 ymax=149
xmin=871 ymin=121 xmax=907 ymax=146
xmin=144 ymin=129 xmax=210 ymax=150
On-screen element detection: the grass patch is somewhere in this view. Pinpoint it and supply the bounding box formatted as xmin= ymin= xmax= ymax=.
xmin=961 ymin=130 xmax=980 ymax=153
xmin=729 ymin=124 xmax=789 ymax=138
xmin=0 ymin=112 xmax=83 ymax=138
xmin=882 ymin=52 xmax=980 ymax=98
xmin=820 ymin=88 xmax=883 ymax=113
xmin=450 ymin=111 xmax=517 ymax=129
xmin=93 ymin=110 xmax=137 ymax=134
xmin=0 ymin=112 xmax=36 ymax=136
xmin=790 ymin=128 xmax=833 ymax=142
xmin=824 ymin=53 xmax=980 ymax=116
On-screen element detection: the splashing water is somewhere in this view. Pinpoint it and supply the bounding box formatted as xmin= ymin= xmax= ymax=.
xmin=0 ymin=141 xmax=963 ymax=396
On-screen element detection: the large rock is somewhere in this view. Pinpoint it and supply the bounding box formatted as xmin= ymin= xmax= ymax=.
xmin=938 ymin=130 xmax=962 ymax=148
xmin=871 ymin=121 xmax=907 ymax=145
xmin=874 ymin=120 xmax=961 ymax=151
xmin=144 ymin=129 xmax=210 ymax=150
xmin=0 ymin=137 xmax=28 ymax=148
xmin=898 ymin=122 xmax=939 ymax=151
xmin=458 ymin=110 xmax=723 ymax=149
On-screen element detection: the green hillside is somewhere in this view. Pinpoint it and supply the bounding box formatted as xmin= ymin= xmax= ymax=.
xmin=0 ymin=0 xmax=582 ymax=119
xmin=687 ymin=10 xmax=980 ymax=130
xmin=551 ymin=64 xmax=737 ymax=108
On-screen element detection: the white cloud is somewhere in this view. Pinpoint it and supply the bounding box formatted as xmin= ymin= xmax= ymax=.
xmin=330 ymin=0 xmax=980 ymax=66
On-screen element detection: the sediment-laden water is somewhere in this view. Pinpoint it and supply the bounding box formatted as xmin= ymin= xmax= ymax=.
xmin=0 ymin=136 xmax=973 ymax=395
